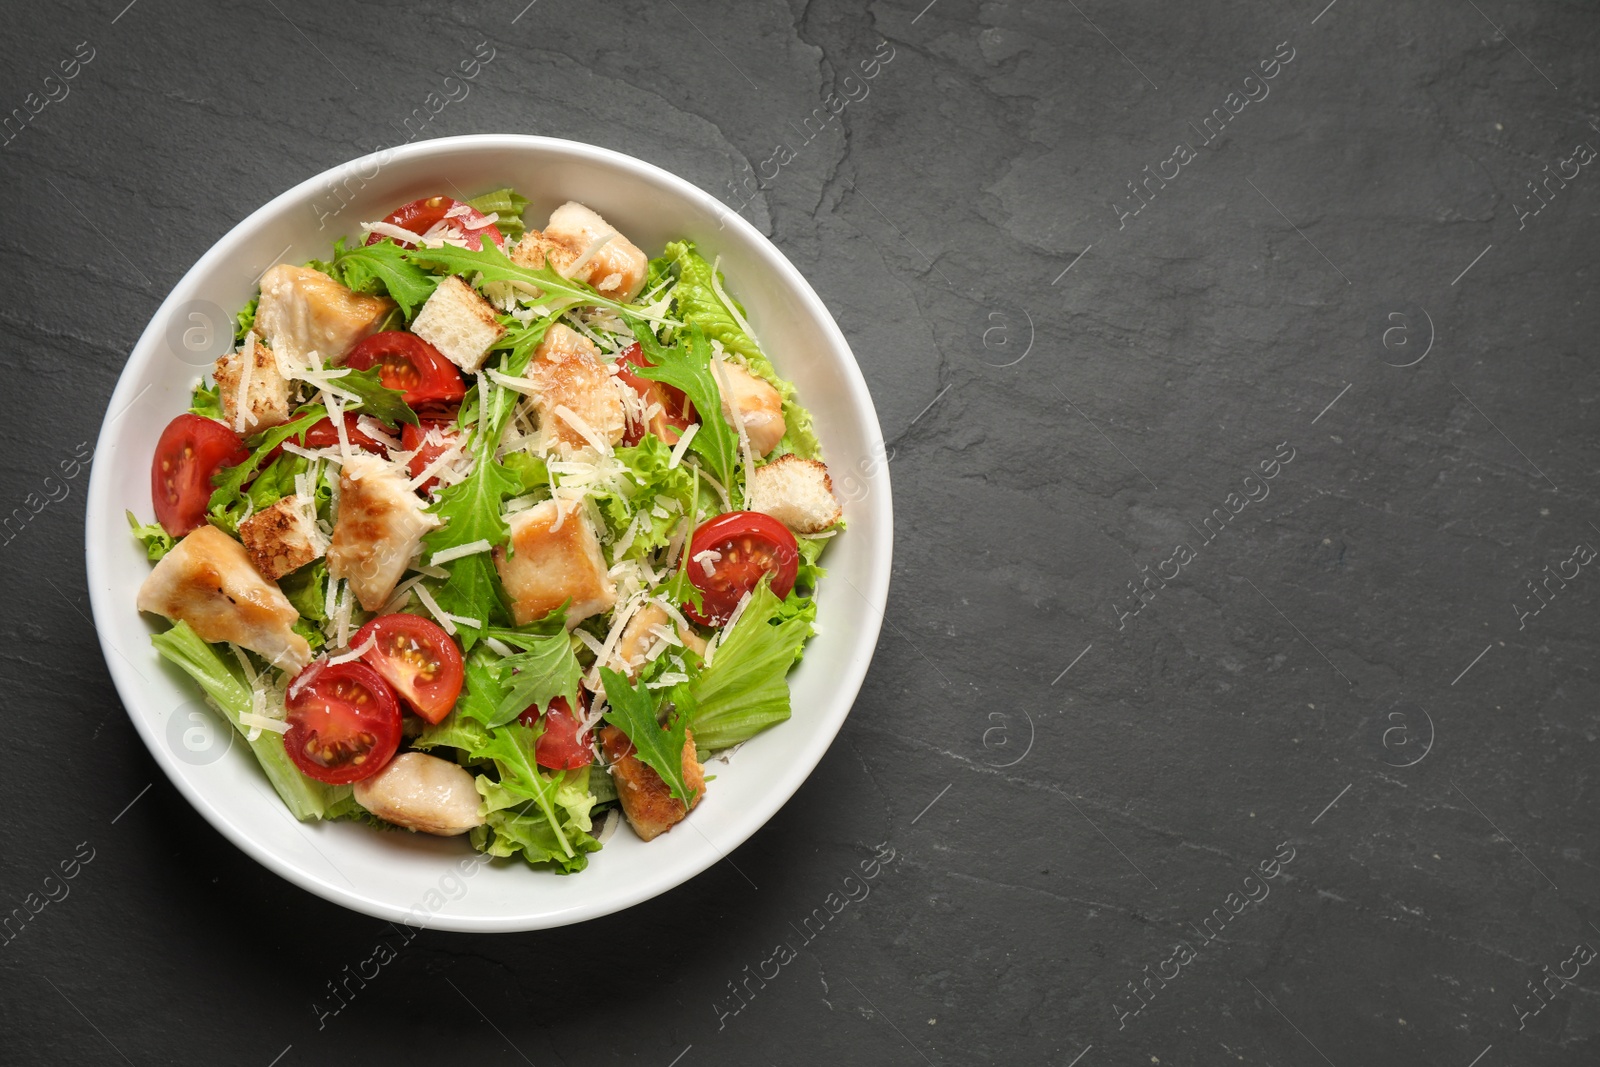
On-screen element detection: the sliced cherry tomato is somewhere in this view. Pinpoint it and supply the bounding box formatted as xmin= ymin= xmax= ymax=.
xmin=682 ymin=511 xmax=799 ymax=626
xmin=365 ymin=195 xmax=504 ymax=250
xmin=150 ymin=414 xmax=249 ymax=536
xmin=351 ymin=613 xmax=464 ymax=724
xmin=518 ymin=695 xmax=594 ymax=770
xmin=343 ymin=332 xmax=465 ymax=411
xmin=615 ymin=342 xmax=695 ymax=446
xmin=400 ymin=417 xmax=460 ymax=494
xmin=283 ymin=661 xmax=402 ymax=784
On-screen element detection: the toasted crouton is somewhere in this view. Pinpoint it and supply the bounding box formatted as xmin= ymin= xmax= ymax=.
xmin=255 ymin=264 xmax=391 ymax=367
xmin=410 ymin=275 xmax=505 ymax=373
xmin=327 ymin=454 xmax=437 ymax=612
xmin=526 ymin=324 xmax=625 ymax=451
xmin=352 ymin=753 xmax=484 ymax=836
xmin=607 ymin=603 xmax=707 ymax=678
xmin=600 ymin=725 xmax=705 ymax=842
xmin=238 ymin=495 xmax=324 ymax=580
xmin=716 ymin=361 xmax=785 ymax=456
xmin=494 ymin=499 xmax=615 ymax=627
xmin=136 ymin=525 xmax=311 ymax=671
xmin=748 ymin=455 xmax=842 ymax=535
xmin=214 ymin=335 xmax=292 ymax=433
xmin=511 ymin=201 xmax=648 ymax=301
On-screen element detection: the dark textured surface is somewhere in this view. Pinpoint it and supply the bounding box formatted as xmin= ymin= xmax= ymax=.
xmin=2 ymin=0 xmax=1598 ymax=1063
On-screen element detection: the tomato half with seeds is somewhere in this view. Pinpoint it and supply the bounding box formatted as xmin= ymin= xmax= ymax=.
xmin=352 ymin=613 xmax=464 ymax=724
xmin=615 ymin=342 xmax=695 ymax=446
xmin=518 ymin=695 xmax=594 ymax=770
xmin=150 ymin=414 xmax=249 ymax=536
xmin=364 ymin=195 xmax=504 ymax=250
xmin=343 ymin=332 xmax=465 ymax=411
xmin=682 ymin=511 xmax=799 ymax=626
xmin=400 ymin=417 xmax=460 ymax=494
xmin=283 ymin=661 xmax=402 ymax=784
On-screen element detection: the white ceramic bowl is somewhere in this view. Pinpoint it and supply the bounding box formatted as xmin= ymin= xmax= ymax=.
xmin=84 ymin=135 xmax=892 ymax=932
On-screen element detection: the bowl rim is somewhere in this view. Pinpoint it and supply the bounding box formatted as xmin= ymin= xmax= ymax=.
xmin=83 ymin=134 xmax=893 ymax=931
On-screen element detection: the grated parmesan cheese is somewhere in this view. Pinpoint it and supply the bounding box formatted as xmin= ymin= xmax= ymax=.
xmin=667 ymin=423 xmax=698 ymax=469
xmin=430 ymin=540 xmax=493 ymax=566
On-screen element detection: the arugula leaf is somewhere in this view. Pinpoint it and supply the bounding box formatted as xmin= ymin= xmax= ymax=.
xmin=477 ymin=722 xmax=574 ymax=858
xmin=207 ymin=407 xmax=327 ymax=533
xmin=599 ymin=666 xmax=695 ymax=802
xmin=455 ymin=645 xmax=509 ymax=726
xmin=126 ymin=511 xmax=175 ymax=560
xmin=420 ymin=461 xmax=520 ymax=648
xmin=467 ymin=187 xmax=531 ymax=241
xmin=151 ymin=622 xmax=347 ymax=821
xmin=662 ymin=240 xmax=822 ymax=460
xmin=629 ymin=322 xmax=741 ymax=496
xmin=686 ymin=580 xmax=815 ymax=750
xmin=323 ymin=238 xmax=439 ymax=318
xmin=189 ymin=381 xmax=224 ymax=420
xmin=336 ymin=365 xmax=418 ymax=427
xmin=403 ymin=242 xmax=637 ymax=318
xmin=493 ymin=634 xmax=582 ymax=726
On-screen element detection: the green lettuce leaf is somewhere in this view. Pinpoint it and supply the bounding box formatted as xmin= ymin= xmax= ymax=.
xmin=233 ymin=298 xmax=259 ymax=344
xmin=471 ymin=772 xmax=599 ymax=873
xmin=319 ymin=238 xmax=439 ymax=318
xmin=414 ymin=708 xmax=493 ymax=755
xmin=599 ymin=666 xmax=695 ymax=802
xmin=126 ymin=511 xmax=174 ymax=560
xmin=661 ymin=240 xmax=821 ymax=459
xmin=686 ymin=580 xmax=816 ymax=750
xmin=592 ymin=434 xmax=694 ymax=560
xmin=629 ymin=321 xmax=741 ymax=497
xmin=151 ymin=622 xmax=347 ymax=821
xmin=189 ymin=381 xmax=224 ymax=420
xmin=467 ymin=187 xmax=531 ymax=241
xmin=279 ymin=559 xmax=329 ymax=622
xmin=477 ymin=722 xmax=576 ymax=858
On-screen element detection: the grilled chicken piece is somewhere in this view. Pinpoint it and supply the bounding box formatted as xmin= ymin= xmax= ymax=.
xmin=511 ymin=201 xmax=649 ymax=302
xmin=254 ymin=264 xmax=392 ymax=368
xmin=717 ymin=362 xmax=785 ymax=456
xmin=137 ymin=525 xmax=311 ymax=671
xmin=214 ymin=335 xmax=291 ymax=432
xmin=352 ymin=752 xmax=485 ymax=836
xmin=526 ymin=324 xmax=625 ymax=452
xmin=326 ymin=454 xmax=437 ymax=612
xmin=747 ymin=455 xmax=842 ymax=534
xmin=493 ymin=499 xmax=615 ymax=627
xmin=600 ymin=725 xmax=705 ymax=842
xmin=606 ymin=603 xmax=707 ymax=679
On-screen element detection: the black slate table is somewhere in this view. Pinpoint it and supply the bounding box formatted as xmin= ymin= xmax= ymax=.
xmin=3 ymin=1 xmax=1597 ymax=1064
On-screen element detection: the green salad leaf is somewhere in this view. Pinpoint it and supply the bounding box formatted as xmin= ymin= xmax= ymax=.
xmin=126 ymin=511 xmax=174 ymax=560
xmin=403 ymin=242 xmax=637 ymax=318
xmin=686 ymin=580 xmax=816 ymax=750
xmin=151 ymin=622 xmax=348 ymax=821
xmin=189 ymin=381 xmax=224 ymax=420
xmin=493 ymin=634 xmax=583 ymax=726
xmin=233 ymin=297 xmax=259 ymax=344
xmin=207 ymin=407 xmax=327 ymax=533
xmin=335 ymin=365 xmax=418 ymax=428
xmin=629 ymin=322 xmax=741 ymax=498
xmin=599 ymin=666 xmax=695 ymax=802
xmin=317 ymin=238 xmax=439 ymax=319
xmin=593 ymin=434 xmax=693 ymax=560
xmin=467 ymin=187 xmax=531 ymax=241
xmin=660 ymin=240 xmax=821 ymax=459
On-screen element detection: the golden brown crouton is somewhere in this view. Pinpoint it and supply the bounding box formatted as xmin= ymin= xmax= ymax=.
xmin=747 ymin=455 xmax=842 ymax=534
xmin=213 ymin=336 xmax=291 ymax=433
xmin=410 ymin=275 xmax=505 ymax=373
xmin=238 ymin=496 xmax=323 ymax=580
xmin=600 ymin=724 xmax=705 ymax=842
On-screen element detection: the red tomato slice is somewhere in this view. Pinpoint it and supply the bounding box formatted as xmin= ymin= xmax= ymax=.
xmin=364 ymin=196 xmax=504 ymax=250
xmin=683 ymin=511 xmax=799 ymax=626
xmin=151 ymin=414 xmax=249 ymax=536
xmin=615 ymin=342 xmax=694 ymax=447
xmin=518 ymin=695 xmax=594 ymax=770
xmin=343 ymin=332 xmax=465 ymax=411
xmin=351 ymin=613 xmax=464 ymax=724
xmin=400 ymin=417 xmax=460 ymax=494
xmin=283 ymin=661 xmax=402 ymax=784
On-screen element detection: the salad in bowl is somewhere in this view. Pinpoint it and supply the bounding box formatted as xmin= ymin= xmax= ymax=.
xmin=127 ymin=188 xmax=843 ymax=875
